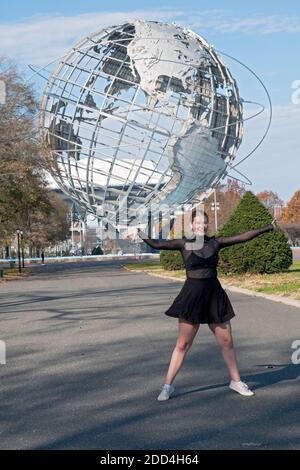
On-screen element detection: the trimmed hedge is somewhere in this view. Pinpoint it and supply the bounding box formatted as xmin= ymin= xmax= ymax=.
xmin=217 ymin=191 xmax=292 ymax=274
xmin=160 ymin=249 xmax=184 ymax=270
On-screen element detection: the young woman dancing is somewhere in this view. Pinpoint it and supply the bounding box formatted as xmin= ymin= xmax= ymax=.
xmin=137 ymin=210 xmax=277 ymax=401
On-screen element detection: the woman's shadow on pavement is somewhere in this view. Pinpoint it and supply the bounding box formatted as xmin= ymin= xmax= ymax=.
xmin=176 ymin=363 xmax=300 ymax=397
xmin=245 ymin=363 xmax=300 ymax=390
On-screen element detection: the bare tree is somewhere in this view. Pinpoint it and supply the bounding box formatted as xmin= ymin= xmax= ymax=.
xmin=0 ymin=58 xmax=69 ymax=256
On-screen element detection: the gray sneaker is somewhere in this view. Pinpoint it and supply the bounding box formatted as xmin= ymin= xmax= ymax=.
xmin=157 ymin=384 xmax=175 ymax=401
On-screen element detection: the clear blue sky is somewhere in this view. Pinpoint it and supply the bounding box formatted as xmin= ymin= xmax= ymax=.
xmin=1 ymin=0 xmax=299 ymax=202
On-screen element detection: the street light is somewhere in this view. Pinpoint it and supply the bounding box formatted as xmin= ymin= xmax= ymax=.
xmin=16 ymin=229 xmax=22 ymax=273
xmin=20 ymin=231 xmax=25 ymax=268
xmin=211 ymin=189 xmax=220 ymax=232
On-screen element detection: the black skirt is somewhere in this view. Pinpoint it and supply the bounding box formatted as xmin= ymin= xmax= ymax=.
xmin=164 ymin=277 xmax=235 ymax=325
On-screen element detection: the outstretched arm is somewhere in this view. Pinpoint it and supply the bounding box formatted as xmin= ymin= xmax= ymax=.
xmin=137 ymin=228 xmax=184 ymax=250
xmin=215 ymin=222 xmax=275 ymax=248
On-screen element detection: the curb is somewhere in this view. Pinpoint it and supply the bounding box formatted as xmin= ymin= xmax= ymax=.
xmin=219 ymin=284 xmax=300 ymax=309
xmin=121 ymin=265 xmax=300 ymax=310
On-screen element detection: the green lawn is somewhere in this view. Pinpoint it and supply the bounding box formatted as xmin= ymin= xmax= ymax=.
xmin=123 ymin=261 xmax=300 ymax=300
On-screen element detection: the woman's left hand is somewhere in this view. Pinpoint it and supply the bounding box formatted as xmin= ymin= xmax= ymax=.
xmin=271 ymin=217 xmax=279 ymax=230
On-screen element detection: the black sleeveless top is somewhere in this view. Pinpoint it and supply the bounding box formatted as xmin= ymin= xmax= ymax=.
xmin=138 ymin=224 xmax=274 ymax=279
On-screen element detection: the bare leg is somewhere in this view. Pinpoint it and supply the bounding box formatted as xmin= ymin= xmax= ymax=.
xmin=209 ymin=321 xmax=241 ymax=382
xmin=165 ymin=318 xmax=200 ymax=385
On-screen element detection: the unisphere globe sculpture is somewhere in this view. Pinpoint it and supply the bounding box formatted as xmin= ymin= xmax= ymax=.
xmin=40 ymin=20 xmax=243 ymax=223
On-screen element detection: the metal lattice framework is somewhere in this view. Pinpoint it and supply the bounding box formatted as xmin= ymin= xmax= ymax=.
xmin=40 ymin=20 xmax=243 ymax=223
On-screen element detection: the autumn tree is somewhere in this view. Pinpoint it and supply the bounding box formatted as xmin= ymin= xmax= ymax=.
xmin=25 ymin=191 xmax=70 ymax=256
xmin=281 ymin=190 xmax=300 ymax=225
xmin=280 ymin=190 xmax=300 ymax=245
xmin=226 ymin=178 xmax=247 ymax=197
xmin=0 ymin=58 xmax=70 ymax=255
xmin=205 ymin=179 xmax=245 ymax=232
xmin=256 ymin=190 xmax=284 ymax=218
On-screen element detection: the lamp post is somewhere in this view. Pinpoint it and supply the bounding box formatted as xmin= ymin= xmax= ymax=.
xmin=20 ymin=230 xmax=25 ymax=268
xmin=16 ymin=229 xmax=21 ymax=273
xmin=70 ymin=209 xmax=74 ymax=253
xmin=211 ymin=189 xmax=220 ymax=232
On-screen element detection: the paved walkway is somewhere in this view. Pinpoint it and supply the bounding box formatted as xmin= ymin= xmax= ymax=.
xmin=0 ymin=261 xmax=299 ymax=449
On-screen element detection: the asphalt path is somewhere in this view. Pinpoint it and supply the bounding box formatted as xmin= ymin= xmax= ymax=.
xmin=0 ymin=261 xmax=299 ymax=449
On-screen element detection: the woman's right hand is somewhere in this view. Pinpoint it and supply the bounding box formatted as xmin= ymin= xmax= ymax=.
xmin=123 ymin=227 xmax=139 ymax=241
